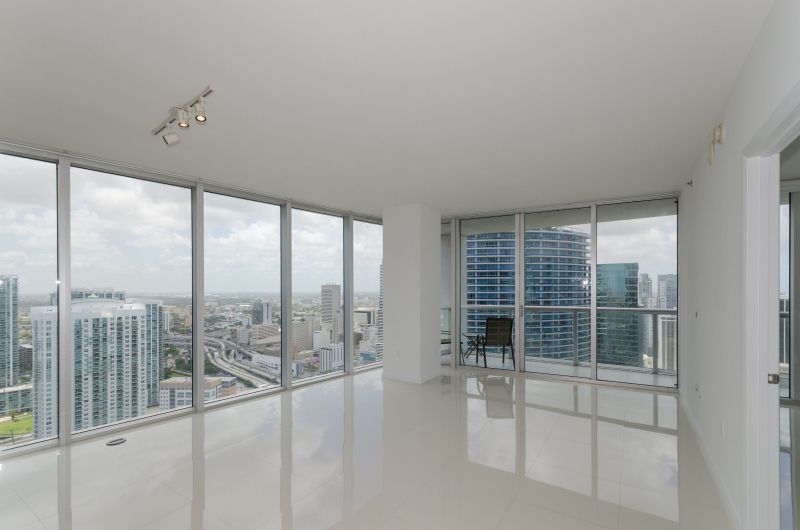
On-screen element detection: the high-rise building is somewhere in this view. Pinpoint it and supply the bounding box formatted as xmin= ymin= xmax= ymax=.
xmin=72 ymin=300 xmax=150 ymax=430
xmin=56 ymin=290 xmax=163 ymax=408
xmin=290 ymin=317 xmax=318 ymax=353
xmin=0 ymin=275 xmax=19 ymax=388
xmin=522 ymin=229 xmax=591 ymax=361
xmin=30 ymin=306 xmax=57 ymax=438
xmin=597 ymin=263 xmax=640 ymax=367
xmin=60 ymin=289 xmax=164 ymax=409
xmin=376 ymin=263 xmax=384 ymax=359
xmin=313 ymin=328 xmax=331 ymax=350
xmin=464 ymin=229 xmax=591 ymax=361
xmin=658 ymin=314 xmax=678 ymax=371
xmin=33 ymin=299 xmax=152 ymax=435
xmin=321 ymin=284 xmax=341 ymax=326
xmin=464 ymin=231 xmax=516 ymax=360
xmin=319 ymin=342 xmax=344 ymax=372
xmin=32 ymin=292 xmax=165 ymax=436
xmin=333 ymin=308 xmax=344 ymax=342
xmin=657 ymin=274 xmax=678 ymax=310
xmin=638 ymin=273 xmax=654 ymax=308
xmin=252 ymin=301 xmax=272 ymax=325
xmin=638 ymin=273 xmax=655 ymax=361
xmin=128 ymin=298 xmax=165 ymax=408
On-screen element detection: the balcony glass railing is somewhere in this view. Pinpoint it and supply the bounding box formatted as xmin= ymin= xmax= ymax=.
xmin=597 ymin=308 xmax=677 ymax=387
xmin=456 ymin=305 xmax=678 ymax=387
xmin=441 ymin=306 xmax=452 ymax=365
xmin=780 ymin=311 xmax=790 ymax=398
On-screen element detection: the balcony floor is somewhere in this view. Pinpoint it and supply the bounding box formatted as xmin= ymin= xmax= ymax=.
xmin=0 ymin=367 xmax=729 ymax=530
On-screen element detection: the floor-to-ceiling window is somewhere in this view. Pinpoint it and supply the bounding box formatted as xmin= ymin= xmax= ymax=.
xmin=0 ymin=153 xmax=59 ymax=448
xmin=0 ymin=144 xmax=385 ymax=453
xmin=204 ymin=192 xmax=282 ymax=401
xmin=291 ymin=209 xmax=344 ymax=381
xmin=460 ymin=216 xmax=516 ymax=371
xmin=352 ymin=220 xmax=382 ymax=369
xmin=524 ymin=208 xmax=592 ymax=378
xmin=781 ymin=192 xmax=791 ymax=399
xmin=596 ymin=199 xmax=678 ymax=387
xmin=70 ymin=168 xmax=193 ymax=431
xmin=441 ymin=222 xmax=452 ymax=366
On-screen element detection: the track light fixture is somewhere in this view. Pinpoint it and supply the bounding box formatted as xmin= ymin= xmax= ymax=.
xmin=194 ymin=97 xmax=207 ymax=123
xmin=162 ymin=124 xmax=181 ymax=147
xmin=177 ymin=107 xmax=190 ymax=128
xmin=152 ymin=86 xmax=214 ymax=147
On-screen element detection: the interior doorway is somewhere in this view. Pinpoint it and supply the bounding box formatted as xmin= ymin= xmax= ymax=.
xmin=779 ymin=135 xmax=800 ymax=529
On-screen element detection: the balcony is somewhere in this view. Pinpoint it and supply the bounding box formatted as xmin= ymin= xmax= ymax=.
xmin=455 ymin=305 xmax=678 ymax=388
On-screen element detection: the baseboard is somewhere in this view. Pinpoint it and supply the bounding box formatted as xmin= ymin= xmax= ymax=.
xmin=680 ymin=398 xmax=743 ymax=530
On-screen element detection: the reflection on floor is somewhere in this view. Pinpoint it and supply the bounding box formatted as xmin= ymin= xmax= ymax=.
xmin=781 ymin=405 xmax=800 ymax=530
xmin=461 ymin=356 xmax=678 ymax=388
xmin=0 ymin=368 xmax=731 ymax=529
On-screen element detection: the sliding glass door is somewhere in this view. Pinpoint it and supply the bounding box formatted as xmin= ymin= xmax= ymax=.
xmin=596 ymin=199 xmax=677 ymax=387
xmin=523 ymin=208 xmax=592 ymax=378
xmin=455 ymin=199 xmax=678 ymax=388
xmin=459 ymin=216 xmax=516 ymax=371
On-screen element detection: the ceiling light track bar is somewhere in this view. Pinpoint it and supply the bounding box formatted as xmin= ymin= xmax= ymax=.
xmin=151 ymin=86 xmax=214 ymax=136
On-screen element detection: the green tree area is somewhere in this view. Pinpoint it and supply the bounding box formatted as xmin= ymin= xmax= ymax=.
xmin=0 ymin=412 xmax=33 ymax=437
xmin=172 ymin=357 xmax=223 ymax=377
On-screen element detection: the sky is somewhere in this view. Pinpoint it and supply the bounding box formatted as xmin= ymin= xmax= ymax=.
xmin=597 ymin=215 xmax=678 ymax=288
xmin=0 ymin=153 xmax=383 ymax=295
xmin=1 ymin=152 xmax=672 ymax=298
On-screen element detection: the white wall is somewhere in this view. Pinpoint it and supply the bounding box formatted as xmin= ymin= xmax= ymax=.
xmin=382 ymin=203 xmax=442 ymax=384
xmin=679 ymin=1 xmax=800 ymax=528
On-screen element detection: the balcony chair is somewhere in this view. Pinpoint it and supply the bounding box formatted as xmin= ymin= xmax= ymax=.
xmin=476 ymin=317 xmax=515 ymax=368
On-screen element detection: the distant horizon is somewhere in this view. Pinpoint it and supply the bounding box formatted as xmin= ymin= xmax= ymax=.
xmin=17 ymin=290 xmax=380 ymax=298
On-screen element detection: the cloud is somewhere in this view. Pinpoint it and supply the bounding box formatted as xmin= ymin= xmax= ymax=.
xmin=68 ymin=168 xmax=192 ymax=293
xmin=204 ymin=193 xmax=282 ymax=293
xmin=597 ymin=216 xmax=677 ymax=279
xmin=1 ymin=158 xmax=387 ymax=296
xmin=353 ymin=221 xmax=382 ymax=292
xmin=292 ymin=209 xmax=344 ymax=291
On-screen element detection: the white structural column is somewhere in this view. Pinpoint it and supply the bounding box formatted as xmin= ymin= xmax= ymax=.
xmin=382 ymin=203 xmax=441 ymax=384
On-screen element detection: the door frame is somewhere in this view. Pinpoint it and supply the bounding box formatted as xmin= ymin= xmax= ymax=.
xmin=741 ymin=81 xmax=800 ymax=530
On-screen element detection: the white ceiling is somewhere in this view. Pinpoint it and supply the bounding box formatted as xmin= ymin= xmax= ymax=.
xmin=0 ymin=1 xmax=773 ymax=218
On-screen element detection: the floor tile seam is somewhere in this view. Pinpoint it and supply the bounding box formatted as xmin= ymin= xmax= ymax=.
xmin=523 ymin=421 xmax=559 ymax=475
xmin=149 ymin=471 xmax=196 ymax=503
xmin=289 ymin=469 xmax=347 ymax=508
xmin=79 ymin=487 xmax=193 ymax=530
xmin=65 ymin=475 xmax=190 ymax=514
xmin=385 ymin=469 xmax=442 ymax=524
xmin=504 ymin=488 xmax=619 ymax=530
xmin=7 ymin=487 xmax=47 ymax=527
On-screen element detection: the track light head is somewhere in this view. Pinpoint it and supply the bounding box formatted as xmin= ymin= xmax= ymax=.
xmin=177 ymin=107 xmax=190 ymax=128
xmin=152 ymin=87 xmax=213 ymax=147
xmin=194 ymin=97 xmax=207 ymax=123
xmin=162 ymin=125 xmax=181 ymax=147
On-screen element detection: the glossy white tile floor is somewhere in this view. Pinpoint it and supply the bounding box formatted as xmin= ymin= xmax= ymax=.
xmin=0 ymin=368 xmax=733 ymax=530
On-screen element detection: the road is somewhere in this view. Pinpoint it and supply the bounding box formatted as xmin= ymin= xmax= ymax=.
xmin=166 ymin=333 xmax=280 ymax=388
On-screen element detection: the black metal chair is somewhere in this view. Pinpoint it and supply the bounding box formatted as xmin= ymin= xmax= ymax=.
xmin=460 ymin=333 xmax=482 ymax=365
xmin=477 ymin=317 xmax=514 ymax=368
